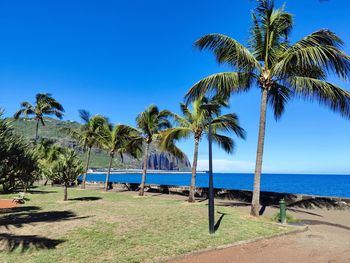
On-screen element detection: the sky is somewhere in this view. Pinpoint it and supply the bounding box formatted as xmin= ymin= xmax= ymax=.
xmin=0 ymin=0 xmax=349 ymax=174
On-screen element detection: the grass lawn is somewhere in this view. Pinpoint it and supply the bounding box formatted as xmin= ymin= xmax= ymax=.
xmin=0 ymin=186 xmax=290 ymax=263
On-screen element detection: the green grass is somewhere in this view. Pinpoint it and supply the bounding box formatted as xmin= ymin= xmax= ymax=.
xmin=0 ymin=186 xmax=291 ymax=263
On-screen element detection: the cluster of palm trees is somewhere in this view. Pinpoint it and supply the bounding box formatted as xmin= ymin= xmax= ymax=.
xmin=13 ymin=0 xmax=350 ymax=216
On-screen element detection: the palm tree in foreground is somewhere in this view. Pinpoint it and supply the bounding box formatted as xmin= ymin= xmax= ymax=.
xmin=136 ymin=104 xmax=172 ymax=196
xmin=14 ymin=93 xmax=64 ymax=143
xmin=185 ymin=0 xmax=350 ymax=216
xmin=100 ymin=124 xmax=143 ymax=191
xmin=161 ymin=97 xmax=246 ymax=202
xmin=63 ymin=110 xmax=108 ymax=189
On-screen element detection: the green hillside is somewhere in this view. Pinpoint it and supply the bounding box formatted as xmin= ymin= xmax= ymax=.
xmin=9 ymin=118 xmax=191 ymax=171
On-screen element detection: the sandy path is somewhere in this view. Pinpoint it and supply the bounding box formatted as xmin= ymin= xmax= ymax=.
xmin=169 ymin=201 xmax=350 ymax=263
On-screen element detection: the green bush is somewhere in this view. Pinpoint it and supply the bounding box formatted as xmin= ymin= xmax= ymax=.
xmin=272 ymin=211 xmax=301 ymax=223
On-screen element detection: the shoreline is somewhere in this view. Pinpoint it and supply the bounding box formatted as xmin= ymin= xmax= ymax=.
xmin=83 ymin=182 xmax=350 ymax=208
xmin=88 ymin=170 xmax=350 ymax=176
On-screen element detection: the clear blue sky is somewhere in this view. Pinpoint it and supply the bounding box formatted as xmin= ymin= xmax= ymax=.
xmin=0 ymin=0 xmax=349 ymax=174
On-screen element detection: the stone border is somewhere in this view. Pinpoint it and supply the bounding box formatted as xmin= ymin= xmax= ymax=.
xmin=158 ymin=225 xmax=308 ymax=263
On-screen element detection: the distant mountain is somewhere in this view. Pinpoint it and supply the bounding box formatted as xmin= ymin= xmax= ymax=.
xmin=9 ymin=118 xmax=191 ymax=171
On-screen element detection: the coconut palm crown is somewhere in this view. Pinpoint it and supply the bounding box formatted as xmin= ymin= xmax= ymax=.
xmin=62 ymin=109 xmax=108 ymax=189
xmin=14 ymin=93 xmax=65 ymax=142
xmin=185 ymin=0 xmax=350 ymax=216
xmin=99 ymin=124 xmax=143 ymax=191
xmin=136 ymin=104 xmax=174 ymax=196
xmin=160 ymin=96 xmax=246 ymax=202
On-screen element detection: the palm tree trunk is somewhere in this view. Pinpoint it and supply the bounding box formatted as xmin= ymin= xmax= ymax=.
xmin=81 ymin=147 xmax=92 ymax=189
xmin=105 ymin=153 xmax=114 ymax=191
xmin=63 ymin=183 xmax=68 ymax=201
xmin=189 ymin=138 xmax=199 ymax=203
xmin=34 ymin=119 xmax=39 ymax=143
xmin=251 ymin=87 xmax=268 ymax=217
xmin=139 ymin=143 xmax=149 ymax=196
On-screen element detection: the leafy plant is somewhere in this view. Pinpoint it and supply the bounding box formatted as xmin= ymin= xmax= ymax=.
xmin=49 ymin=148 xmax=84 ymax=200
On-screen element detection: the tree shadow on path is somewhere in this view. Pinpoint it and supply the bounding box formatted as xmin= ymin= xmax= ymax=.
xmin=302 ymin=219 xmax=350 ymax=231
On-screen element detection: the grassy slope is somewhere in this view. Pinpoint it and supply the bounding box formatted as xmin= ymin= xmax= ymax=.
xmin=0 ymin=186 xmax=290 ymax=263
xmin=9 ymin=118 xmax=190 ymax=171
xmin=9 ymin=118 xmax=140 ymax=169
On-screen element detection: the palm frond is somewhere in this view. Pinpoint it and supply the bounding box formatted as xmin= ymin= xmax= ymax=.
xmin=160 ymin=127 xmax=192 ymax=148
xmin=44 ymin=109 xmax=64 ymax=119
xmin=288 ymin=76 xmax=350 ymax=118
xmin=274 ymin=30 xmax=350 ymax=80
xmin=211 ymin=113 xmax=246 ymax=139
xmin=195 ymin=34 xmax=261 ymax=72
xmin=79 ymin=109 xmax=91 ymax=124
xmin=185 ymin=72 xmax=254 ymax=103
xmin=267 ymin=83 xmax=292 ymax=120
xmin=210 ymin=133 xmax=235 ymax=154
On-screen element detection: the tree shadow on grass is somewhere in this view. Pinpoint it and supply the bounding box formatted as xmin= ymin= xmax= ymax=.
xmin=214 ymin=211 xmax=229 ymax=232
xmin=0 ymin=233 xmax=64 ymax=252
xmin=0 ymin=206 xmax=41 ymax=215
xmin=28 ymin=190 xmax=58 ymax=194
xmin=0 ymin=210 xmax=90 ymax=230
xmin=69 ymin=197 xmax=102 ymax=201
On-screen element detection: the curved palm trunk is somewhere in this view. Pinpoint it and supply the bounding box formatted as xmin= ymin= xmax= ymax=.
xmin=188 ymin=138 xmax=200 ymax=203
xmin=34 ymin=119 xmax=40 ymax=144
xmin=81 ymin=147 xmax=92 ymax=189
xmin=63 ymin=183 xmax=68 ymax=201
xmin=139 ymin=143 xmax=150 ymax=196
xmin=105 ymin=153 xmax=114 ymax=191
xmin=251 ymin=88 xmax=268 ymax=217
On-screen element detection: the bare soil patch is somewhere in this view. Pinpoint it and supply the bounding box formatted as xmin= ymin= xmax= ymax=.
xmin=0 ymin=200 xmax=17 ymax=209
xmin=170 ymin=200 xmax=350 ymax=263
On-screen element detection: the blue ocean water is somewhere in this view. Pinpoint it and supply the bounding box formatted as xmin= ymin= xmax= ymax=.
xmin=83 ymin=172 xmax=350 ymax=198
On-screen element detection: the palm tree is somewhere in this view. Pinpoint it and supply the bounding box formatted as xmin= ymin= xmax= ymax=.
xmin=14 ymin=93 xmax=64 ymax=143
xmin=50 ymin=148 xmax=84 ymax=201
xmin=160 ymin=97 xmax=245 ymax=202
xmin=62 ymin=110 xmax=108 ymax=189
xmin=185 ymin=0 xmax=350 ymax=216
xmin=136 ymin=104 xmax=173 ymax=196
xmin=100 ymin=124 xmax=143 ymax=191
xmin=35 ymin=139 xmax=66 ymax=185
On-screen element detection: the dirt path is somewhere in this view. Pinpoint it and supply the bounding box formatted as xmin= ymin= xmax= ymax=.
xmin=170 ymin=202 xmax=350 ymax=263
xmin=0 ymin=200 xmax=17 ymax=209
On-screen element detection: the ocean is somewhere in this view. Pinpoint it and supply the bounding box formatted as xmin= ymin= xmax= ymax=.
xmin=83 ymin=172 xmax=350 ymax=198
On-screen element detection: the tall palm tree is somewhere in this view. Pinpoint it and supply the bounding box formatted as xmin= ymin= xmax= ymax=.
xmin=100 ymin=124 xmax=143 ymax=191
xmin=14 ymin=93 xmax=64 ymax=143
xmin=185 ymin=0 xmax=350 ymax=216
xmin=136 ymin=104 xmax=173 ymax=196
xmin=161 ymin=97 xmax=246 ymax=202
xmin=62 ymin=110 xmax=108 ymax=189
